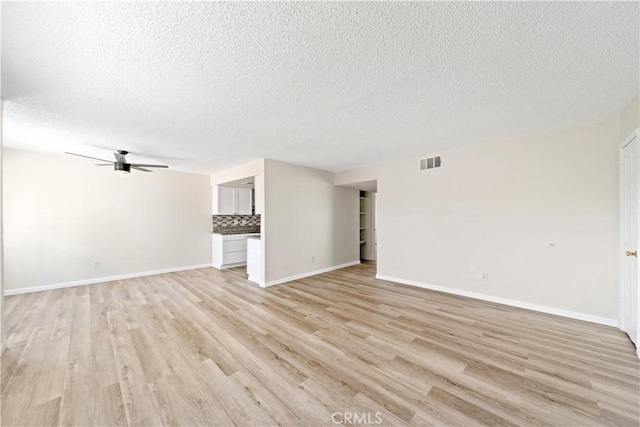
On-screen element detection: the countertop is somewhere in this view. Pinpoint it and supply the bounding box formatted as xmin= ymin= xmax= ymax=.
xmin=212 ymin=226 xmax=260 ymax=235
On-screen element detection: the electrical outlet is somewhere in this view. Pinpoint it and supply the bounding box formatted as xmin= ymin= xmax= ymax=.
xmin=482 ymin=273 xmax=489 ymax=281
xmin=311 ymin=256 xmax=315 ymax=263
xmin=94 ymin=261 xmax=101 ymax=269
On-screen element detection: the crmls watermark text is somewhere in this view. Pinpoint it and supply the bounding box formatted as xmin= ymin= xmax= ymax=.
xmin=331 ymin=412 xmax=383 ymax=425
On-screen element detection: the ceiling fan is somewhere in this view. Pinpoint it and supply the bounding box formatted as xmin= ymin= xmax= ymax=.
xmin=65 ymin=150 xmax=169 ymax=173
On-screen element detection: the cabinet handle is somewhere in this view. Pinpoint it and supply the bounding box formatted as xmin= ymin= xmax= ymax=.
xmin=626 ymin=250 xmax=637 ymax=257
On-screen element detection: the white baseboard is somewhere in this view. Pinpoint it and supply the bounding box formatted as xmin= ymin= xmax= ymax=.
xmin=375 ymin=274 xmax=618 ymax=327
xmin=249 ymin=276 xmax=266 ymax=287
xmin=265 ymin=260 xmax=361 ymax=287
xmin=212 ymin=262 xmax=247 ymax=270
xmin=4 ymin=263 xmax=214 ymax=296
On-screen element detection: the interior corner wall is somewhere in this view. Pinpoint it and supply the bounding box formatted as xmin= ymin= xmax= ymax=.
xmin=3 ymin=149 xmax=212 ymax=293
xmin=264 ymin=160 xmax=359 ymax=284
xmin=210 ymin=159 xmax=264 ymax=186
xmin=376 ymin=118 xmax=620 ymax=320
xmin=334 ymin=164 xmax=378 ymax=187
xmin=620 ymin=92 xmax=640 ymax=141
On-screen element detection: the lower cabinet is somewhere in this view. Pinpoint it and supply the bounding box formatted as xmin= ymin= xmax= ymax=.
xmin=247 ymin=236 xmax=263 ymax=286
xmin=212 ymin=233 xmax=260 ymax=269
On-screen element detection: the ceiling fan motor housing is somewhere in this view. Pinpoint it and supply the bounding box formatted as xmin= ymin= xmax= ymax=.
xmin=115 ymin=162 xmax=131 ymax=173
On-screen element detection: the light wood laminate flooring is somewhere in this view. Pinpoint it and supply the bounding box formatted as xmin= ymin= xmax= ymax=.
xmin=2 ymin=262 xmax=639 ymax=426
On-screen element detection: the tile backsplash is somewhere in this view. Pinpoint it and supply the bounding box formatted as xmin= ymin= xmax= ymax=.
xmin=213 ymin=215 xmax=261 ymax=227
xmin=212 ymin=215 xmax=261 ymax=234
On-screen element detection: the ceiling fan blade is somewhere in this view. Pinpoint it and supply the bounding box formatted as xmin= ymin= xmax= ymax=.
xmin=94 ymin=163 xmax=114 ymax=166
xmin=131 ymin=166 xmax=153 ymax=172
xmin=65 ymin=152 xmax=112 ymax=163
xmin=130 ymin=164 xmax=169 ymax=168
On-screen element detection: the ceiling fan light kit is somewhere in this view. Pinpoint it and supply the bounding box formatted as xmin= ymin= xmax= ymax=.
xmin=65 ymin=149 xmax=169 ymax=174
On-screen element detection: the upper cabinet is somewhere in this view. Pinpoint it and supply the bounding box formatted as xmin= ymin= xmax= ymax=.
xmin=213 ymin=186 xmax=253 ymax=215
xmin=217 ymin=186 xmax=236 ymax=214
xmin=236 ymin=188 xmax=252 ymax=215
xmin=254 ymin=174 xmax=264 ymax=216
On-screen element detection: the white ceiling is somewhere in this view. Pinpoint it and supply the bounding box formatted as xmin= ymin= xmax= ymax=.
xmin=2 ymin=2 xmax=638 ymax=174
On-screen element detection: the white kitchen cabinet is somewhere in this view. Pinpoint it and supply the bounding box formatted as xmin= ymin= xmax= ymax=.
xmin=236 ymin=188 xmax=253 ymax=215
xmin=212 ymin=233 xmax=260 ymax=269
xmin=254 ymin=175 xmax=264 ymax=215
xmin=213 ymin=186 xmax=253 ymax=215
xmin=247 ymin=236 xmax=264 ymax=286
xmin=217 ymin=186 xmax=236 ymax=215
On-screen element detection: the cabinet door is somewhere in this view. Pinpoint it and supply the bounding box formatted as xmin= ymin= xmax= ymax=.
xmin=218 ymin=186 xmax=236 ymax=215
xmin=254 ymin=175 xmax=264 ymax=215
xmin=223 ymin=239 xmax=248 ymax=253
xmin=236 ymin=188 xmax=253 ymax=215
xmin=223 ymin=251 xmax=247 ymax=265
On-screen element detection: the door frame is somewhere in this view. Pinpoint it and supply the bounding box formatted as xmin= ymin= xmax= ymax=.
xmin=619 ymin=128 xmax=639 ymax=355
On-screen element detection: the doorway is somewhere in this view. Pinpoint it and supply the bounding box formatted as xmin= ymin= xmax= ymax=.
xmin=359 ymin=190 xmax=377 ymax=263
xmin=621 ymin=129 xmax=639 ymax=350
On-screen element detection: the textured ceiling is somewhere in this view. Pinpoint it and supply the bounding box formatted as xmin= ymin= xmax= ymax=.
xmin=2 ymin=2 xmax=638 ymax=174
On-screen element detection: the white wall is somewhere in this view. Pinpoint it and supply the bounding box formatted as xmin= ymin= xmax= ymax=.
xmin=375 ymin=119 xmax=620 ymax=320
xmin=3 ymin=149 xmax=212 ymax=292
xmin=620 ymin=92 xmax=639 ymax=141
xmin=264 ymin=159 xmax=359 ymax=284
xmin=1 ymin=101 xmax=4 ymax=350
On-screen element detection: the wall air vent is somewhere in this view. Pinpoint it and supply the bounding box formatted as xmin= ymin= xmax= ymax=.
xmin=420 ymin=156 xmax=442 ymax=170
